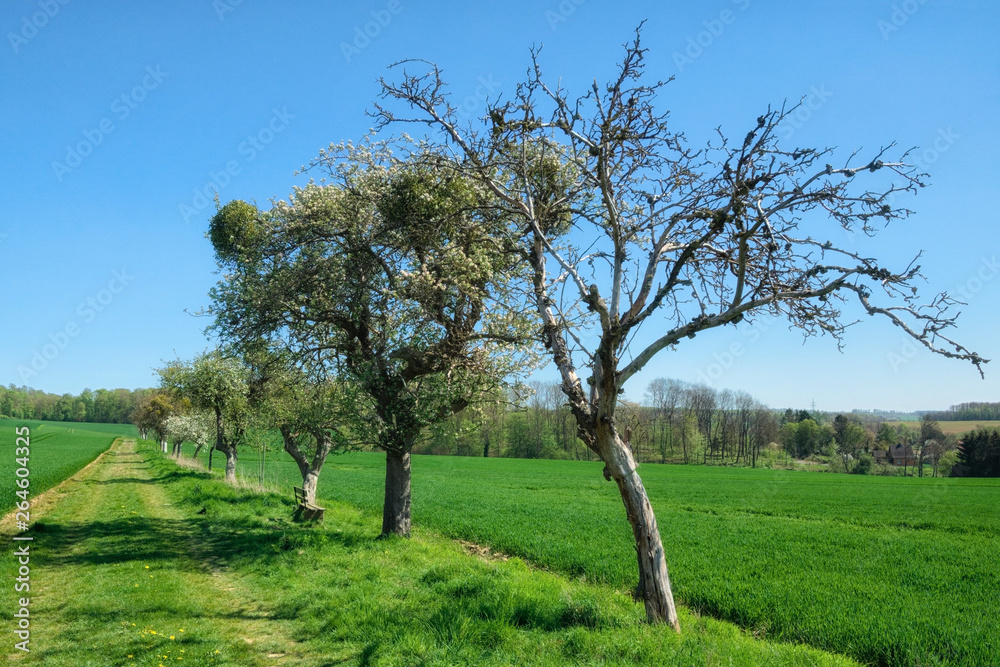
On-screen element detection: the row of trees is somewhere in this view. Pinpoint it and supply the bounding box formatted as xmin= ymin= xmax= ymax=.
xmin=0 ymin=384 xmax=146 ymax=423
xmin=924 ymin=402 xmax=1000 ymax=422
xmin=163 ymin=27 xmax=986 ymax=629
xmin=420 ymin=379 xmax=777 ymax=466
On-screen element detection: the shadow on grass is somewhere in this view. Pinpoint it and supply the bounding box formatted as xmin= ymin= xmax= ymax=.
xmin=85 ymin=469 xmax=196 ymax=486
xmin=32 ymin=461 xmax=365 ymax=574
xmin=34 ymin=444 xmax=646 ymax=666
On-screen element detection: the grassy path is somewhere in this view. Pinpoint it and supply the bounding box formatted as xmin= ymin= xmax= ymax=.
xmin=3 ymin=439 xmax=308 ymax=666
xmin=1 ymin=438 xmax=861 ymax=666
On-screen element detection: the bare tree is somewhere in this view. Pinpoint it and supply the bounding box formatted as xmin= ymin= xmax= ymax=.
xmin=750 ymin=404 xmax=778 ymax=468
xmin=374 ymin=27 xmax=986 ymax=628
xmin=645 ymin=378 xmax=684 ymax=463
xmin=686 ymin=384 xmax=718 ymax=464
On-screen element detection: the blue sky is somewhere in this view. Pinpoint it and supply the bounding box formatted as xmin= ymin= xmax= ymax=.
xmin=1 ymin=0 xmax=997 ymax=412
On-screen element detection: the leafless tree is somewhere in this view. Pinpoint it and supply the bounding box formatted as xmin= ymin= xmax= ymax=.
xmin=646 ymin=378 xmax=684 ymax=463
xmin=374 ymin=26 xmax=986 ymax=628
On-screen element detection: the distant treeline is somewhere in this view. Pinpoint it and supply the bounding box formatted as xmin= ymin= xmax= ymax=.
xmin=922 ymin=402 xmax=1000 ymax=422
xmin=420 ymin=379 xmax=778 ymax=467
xmin=0 ymin=385 xmax=147 ymax=424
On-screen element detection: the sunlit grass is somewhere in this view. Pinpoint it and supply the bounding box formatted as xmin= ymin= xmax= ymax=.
xmin=1 ymin=439 xmax=857 ymax=665
xmin=200 ymin=445 xmax=1000 ymax=666
xmin=0 ymin=419 xmax=135 ymax=514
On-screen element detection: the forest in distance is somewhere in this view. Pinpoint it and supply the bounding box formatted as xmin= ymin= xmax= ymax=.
xmin=4 ymin=380 xmax=997 ymax=477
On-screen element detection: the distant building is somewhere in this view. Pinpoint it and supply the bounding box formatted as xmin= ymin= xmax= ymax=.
xmin=872 ymin=443 xmax=917 ymax=467
xmin=889 ymin=443 xmax=917 ymax=466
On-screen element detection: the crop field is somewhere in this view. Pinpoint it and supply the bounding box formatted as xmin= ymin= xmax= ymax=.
xmin=894 ymin=419 xmax=1000 ymax=435
xmin=189 ymin=446 xmax=1000 ymax=666
xmin=0 ymin=419 xmax=136 ymax=515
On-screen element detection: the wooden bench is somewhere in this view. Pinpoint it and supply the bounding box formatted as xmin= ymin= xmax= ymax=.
xmin=293 ymin=486 xmax=325 ymax=522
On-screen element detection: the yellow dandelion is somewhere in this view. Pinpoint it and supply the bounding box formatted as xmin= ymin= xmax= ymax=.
xmin=145 ymin=566 xmax=150 ymax=569
xmin=151 ymin=630 xmax=157 ymax=635
xmin=170 ymin=635 xmax=175 ymax=640
xmin=179 ymin=629 xmax=184 ymax=632
xmin=134 ymin=584 xmax=139 ymax=587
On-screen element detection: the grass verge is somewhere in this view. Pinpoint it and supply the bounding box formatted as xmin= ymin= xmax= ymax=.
xmin=2 ymin=438 xmax=858 ymax=666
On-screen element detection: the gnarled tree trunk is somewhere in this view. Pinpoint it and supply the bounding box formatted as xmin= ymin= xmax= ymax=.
xmin=600 ymin=430 xmax=680 ymax=630
xmin=281 ymin=427 xmax=333 ymax=506
xmin=381 ymin=448 xmax=411 ymax=537
xmin=223 ymin=447 xmax=237 ymax=482
xmin=302 ymin=468 xmax=320 ymax=504
xmin=215 ymin=443 xmax=237 ymax=483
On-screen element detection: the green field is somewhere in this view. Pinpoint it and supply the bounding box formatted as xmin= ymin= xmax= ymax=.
xmin=0 ymin=419 xmax=136 ymax=515
xmin=188 ymin=445 xmax=1000 ymax=666
xmin=895 ymin=419 xmax=1000 ymax=435
xmin=3 ymin=439 xmax=860 ymax=666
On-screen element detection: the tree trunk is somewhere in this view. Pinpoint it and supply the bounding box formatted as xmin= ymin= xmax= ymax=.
xmin=302 ymin=468 xmax=320 ymax=505
xmin=280 ymin=427 xmax=333 ymax=506
xmin=220 ymin=446 xmax=237 ymax=483
xmin=193 ymin=444 xmax=203 ymax=459
xmin=211 ymin=407 xmax=223 ymax=473
xmin=381 ymin=449 xmax=412 ymax=538
xmin=602 ymin=434 xmax=681 ymax=631
xmin=160 ymin=439 xmax=167 ymax=453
